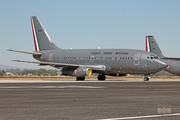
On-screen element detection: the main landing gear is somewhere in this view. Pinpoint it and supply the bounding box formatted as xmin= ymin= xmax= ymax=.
xmin=76 ymin=75 xmax=106 ymax=81
xmin=97 ymin=75 xmax=106 ymax=81
xmin=76 ymin=77 xmax=85 ymax=81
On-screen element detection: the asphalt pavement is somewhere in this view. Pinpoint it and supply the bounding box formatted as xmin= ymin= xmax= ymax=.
xmin=0 ymin=80 xmax=179 ymax=120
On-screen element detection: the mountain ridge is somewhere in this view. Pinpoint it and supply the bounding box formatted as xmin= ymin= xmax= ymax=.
xmin=0 ymin=64 xmax=19 ymax=70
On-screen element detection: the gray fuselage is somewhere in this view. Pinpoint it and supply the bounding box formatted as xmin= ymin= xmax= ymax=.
xmin=33 ymin=49 xmax=167 ymax=75
xmin=161 ymin=60 xmax=180 ymax=76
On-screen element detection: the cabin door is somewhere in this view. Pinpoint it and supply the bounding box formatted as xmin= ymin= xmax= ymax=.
xmin=90 ymin=56 xmax=94 ymax=62
xmin=134 ymin=53 xmax=141 ymax=65
xmin=49 ymin=53 xmax=53 ymax=62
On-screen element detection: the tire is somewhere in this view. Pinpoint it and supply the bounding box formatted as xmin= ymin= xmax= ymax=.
xmin=76 ymin=77 xmax=85 ymax=81
xmin=97 ymin=75 xmax=106 ymax=81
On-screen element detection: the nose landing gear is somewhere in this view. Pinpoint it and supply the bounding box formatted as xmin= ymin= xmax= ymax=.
xmin=144 ymin=77 xmax=149 ymax=81
xmin=144 ymin=75 xmax=150 ymax=81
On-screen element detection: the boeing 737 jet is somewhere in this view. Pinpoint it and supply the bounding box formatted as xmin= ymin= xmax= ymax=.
xmin=8 ymin=16 xmax=167 ymax=81
xmin=146 ymin=36 xmax=180 ymax=76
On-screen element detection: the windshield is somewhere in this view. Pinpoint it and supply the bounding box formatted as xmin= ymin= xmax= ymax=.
xmin=147 ymin=55 xmax=160 ymax=60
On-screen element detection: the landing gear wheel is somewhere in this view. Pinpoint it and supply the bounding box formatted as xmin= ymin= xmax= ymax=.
xmin=97 ymin=75 xmax=106 ymax=81
xmin=76 ymin=77 xmax=85 ymax=81
xmin=144 ymin=77 xmax=149 ymax=81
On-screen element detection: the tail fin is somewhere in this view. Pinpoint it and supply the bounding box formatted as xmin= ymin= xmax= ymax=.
xmin=30 ymin=16 xmax=60 ymax=51
xmin=145 ymin=36 xmax=164 ymax=58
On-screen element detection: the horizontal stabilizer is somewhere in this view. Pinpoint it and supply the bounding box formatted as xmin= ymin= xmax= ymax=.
xmin=8 ymin=49 xmax=42 ymax=55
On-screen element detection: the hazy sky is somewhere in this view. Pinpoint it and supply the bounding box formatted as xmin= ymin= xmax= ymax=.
xmin=0 ymin=0 xmax=180 ymax=69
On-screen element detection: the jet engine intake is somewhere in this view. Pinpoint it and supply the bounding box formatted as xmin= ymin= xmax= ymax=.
xmin=61 ymin=67 xmax=92 ymax=77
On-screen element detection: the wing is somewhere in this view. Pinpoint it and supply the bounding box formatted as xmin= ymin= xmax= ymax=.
xmin=161 ymin=57 xmax=180 ymax=61
xmin=12 ymin=60 xmax=106 ymax=72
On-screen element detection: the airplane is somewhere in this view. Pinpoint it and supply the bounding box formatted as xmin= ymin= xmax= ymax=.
xmin=146 ymin=35 xmax=180 ymax=76
xmin=8 ymin=16 xmax=168 ymax=81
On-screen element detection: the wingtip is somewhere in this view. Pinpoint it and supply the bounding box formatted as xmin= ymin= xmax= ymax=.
xmin=12 ymin=60 xmax=19 ymax=62
xmin=7 ymin=49 xmax=12 ymax=51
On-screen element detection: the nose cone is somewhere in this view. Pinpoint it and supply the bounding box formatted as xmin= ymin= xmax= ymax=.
xmin=156 ymin=59 xmax=168 ymax=70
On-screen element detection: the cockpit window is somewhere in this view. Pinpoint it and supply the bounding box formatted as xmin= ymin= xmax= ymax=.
xmin=154 ymin=56 xmax=160 ymax=59
xmin=147 ymin=55 xmax=160 ymax=60
xmin=148 ymin=55 xmax=160 ymax=60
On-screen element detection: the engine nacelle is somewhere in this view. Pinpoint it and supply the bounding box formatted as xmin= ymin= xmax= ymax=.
xmin=61 ymin=67 xmax=92 ymax=77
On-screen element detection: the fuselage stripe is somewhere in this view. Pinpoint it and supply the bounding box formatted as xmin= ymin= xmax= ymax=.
xmin=146 ymin=37 xmax=150 ymax=52
xmin=148 ymin=37 xmax=152 ymax=52
xmin=146 ymin=37 xmax=152 ymax=52
xmin=30 ymin=18 xmax=40 ymax=51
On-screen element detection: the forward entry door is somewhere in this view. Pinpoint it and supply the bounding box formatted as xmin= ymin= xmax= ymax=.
xmin=134 ymin=53 xmax=141 ymax=65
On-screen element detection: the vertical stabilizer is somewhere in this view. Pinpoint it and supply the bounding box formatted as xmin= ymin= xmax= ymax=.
xmin=145 ymin=36 xmax=164 ymax=57
xmin=30 ymin=16 xmax=60 ymax=51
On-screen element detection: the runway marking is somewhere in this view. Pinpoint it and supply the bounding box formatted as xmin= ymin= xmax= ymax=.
xmin=99 ymin=113 xmax=180 ymax=120
xmin=0 ymin=85 xmax=105 ymax=89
